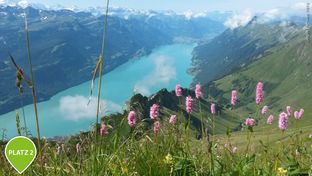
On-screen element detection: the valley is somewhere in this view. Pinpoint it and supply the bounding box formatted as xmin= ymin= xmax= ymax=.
xmin=0 ymin=5 xmax=224 ymax=114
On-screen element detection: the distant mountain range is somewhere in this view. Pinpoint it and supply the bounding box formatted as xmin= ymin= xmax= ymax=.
xmin=0 ymin=5 xmax=225 ymax=114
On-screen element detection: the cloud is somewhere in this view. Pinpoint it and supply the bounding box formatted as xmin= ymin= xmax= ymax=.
xmin=183 ymin=11 xmax=193 ymax=20
xmin=17 ymin=0 xmax=28 ymax=8
xmin=0 ymin=0 xmax=5 ymax=5
xmin=224 ymin=1 xmax=312 ymax=29
xmin=134 ymin=55 xmax=176 ymax=95
xmin=182 ymin=10 xmax=207 ymax=20
xmin=292 ymin=2 xmax=308 ymax=10
xmin=59 ymin=95 xmax=122 ymax=121
xmin=258 ymin=8 xmax=288 ymax=23
xmin=224 ymin=9 xmax=254 ymax=29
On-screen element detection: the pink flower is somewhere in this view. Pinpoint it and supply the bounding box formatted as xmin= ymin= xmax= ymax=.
xmin=76 ymin=143 xmax=81 ymax=153
xmin=261 ymin=106 xmax=268 ymax=115
xmin=267 ymin=115 xmax=274 ymax=125
xmin=279 ymin=112 xmax=288 ymax=131
xmin=294 ymin=111 xmax=300 ymax=120
xmin=100 ymin=123 xmax=108 ymax=137
xmin=211 ymin=103 xmax=216 ymax=115
xmin=175 ymin=84 xmax=182 ymax=97
xmin=169 ymin=115 xmax=177 ymax=125
xmin=299 ymin=108 xmax=304 ymax=118
xmin=245 ymin=118 xmax=256 ymax=127
xmin=185 ymin=96 xmax=193 ymax=114
xmin=128 ymin=111 xmax=136 ymax=128
xmin=286 ymin=106 xmax=293 ymax=117
xmin=195 ymin=83 xmax=202 ymax=99
xmin=231 ymin=90 xmax=237 ymax=106
xmin=150 ymin=104 xmax=160 ymax=120
xmin=153 ymin=121 xmax=161 ymax=134
xmin=256 ymin=82 xmax=264 ymax=105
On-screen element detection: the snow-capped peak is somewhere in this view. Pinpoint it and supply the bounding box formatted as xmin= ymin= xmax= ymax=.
xmin=181 ymin=10 xmax=208 ymax=20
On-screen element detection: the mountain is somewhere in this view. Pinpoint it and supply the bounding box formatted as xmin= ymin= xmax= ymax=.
xmin=189 ymin=20 xmax=302 ymax=85
xmin=201 ymin=29 xmax=312 ymax=130
xmin=0 ymin=5 xmax=225 ymax=114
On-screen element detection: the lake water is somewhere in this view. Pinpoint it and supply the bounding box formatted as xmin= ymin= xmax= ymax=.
xmin=0 ymin=43 xmax=195 ymax=138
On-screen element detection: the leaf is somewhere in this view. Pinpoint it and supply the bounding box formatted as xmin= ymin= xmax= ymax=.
xmin=87 ymin=56 xmax=102 ymax=106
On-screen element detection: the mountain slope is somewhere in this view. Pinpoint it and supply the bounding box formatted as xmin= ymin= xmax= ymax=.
xmin=203 ymin=31 xmax=312 ymax=130
xmin=189 ymin=21 xmax=301 ymax=85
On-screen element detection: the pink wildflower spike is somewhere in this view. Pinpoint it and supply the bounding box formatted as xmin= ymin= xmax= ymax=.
xmin=294 ymin=111 xmax=300 ymax=120
xmin=185 ymin=96 xmax=193 ymax=114
xmin=175 ymin=84 xmax=182 ymax=97
xmin=286 ymin=106 xmax=293 ymax=117
xmin=150 ymin=104 xmax=160 ymax=120
xmin=245 ymin=118 xmax=256 ymax=127
xmin=267 ymin=115 xmax=274 ymax=125
xmin=211 ymin=103 xmax=216 ymax=115
xmin=231 ymin=90 xmax=237 ymax=106
xmin=153 ymin=121 xmax=161 ymax=134
xmin=298 ymin=108 xmax=304 ymax=118
xmin=169 ymin=115 xmax=177 ymax=125
xmin=127 ymin=111 xmax=136 ymax=128
xmin=261 ymin=106 xmax=268 ymax=115
xmin=195 ymin=83 xmax=202 ymax=99
xmin=256 ymin=82 xmax=264 ymax=105
xmin=76 ymin=143 xmax=81 ymax=153
xmin=279 ymin=112 xmax=288 ymax=131
xmin=100 ymin=123 xmax=108 ymax=137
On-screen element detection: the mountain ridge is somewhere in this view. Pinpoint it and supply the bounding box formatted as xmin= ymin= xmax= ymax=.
xmin=189 ymin=22 xmax=302 ymax=86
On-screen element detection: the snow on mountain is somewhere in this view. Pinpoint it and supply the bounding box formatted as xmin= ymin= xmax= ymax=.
xmin=0 ymin=1 xmax=230 ymax=22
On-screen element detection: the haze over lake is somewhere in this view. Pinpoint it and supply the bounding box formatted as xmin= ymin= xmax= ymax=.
xmin=0 ymin=43 xmax=195 ymax=137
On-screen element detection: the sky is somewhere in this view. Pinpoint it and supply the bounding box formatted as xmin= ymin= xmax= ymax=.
xmin=3 ymin=0 xmax=312 ymax=12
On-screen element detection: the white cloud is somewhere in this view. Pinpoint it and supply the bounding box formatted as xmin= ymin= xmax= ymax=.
xmin=182 ymin=10 xmax=207 ymax=20
xmin=292 ymin=2 xmax=308 ymax=10
xmin=134 ymin=55 xmax=176 ymax=95
xmin=224 ymin=1 xmax=312 ymax=29
xmin=17 ymin=0 xmax=28 ymax=8
xmin=183 ymin=11 xmax=193 ymax=20
xmin=258 ymin=8 xmax=288 ymax=23
xmin=59 ymin=95 xmax=122 ymax=121
xmin=224 ymin=9 xmax=254 ymax=29
xmin=0 ymin=0 xmax=5 ymax=5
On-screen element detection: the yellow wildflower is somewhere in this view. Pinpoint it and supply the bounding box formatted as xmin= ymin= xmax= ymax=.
xmin=164 ymin=153 xmax=174 ymax=165
xmin=277 ymin=167 xmax=287 ymax=176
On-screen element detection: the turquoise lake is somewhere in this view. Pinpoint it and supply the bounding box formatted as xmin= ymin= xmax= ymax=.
xmin=0 ymin=43 xmax=195 ymax=138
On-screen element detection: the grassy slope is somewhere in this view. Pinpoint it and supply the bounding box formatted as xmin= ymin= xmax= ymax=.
xmin=127 ymin=89 xmax=241 ymax=137
xmin=190 ymin=23 xmax=300 ymax=85
xmin=209 ymin=33 xmax=312 ymax=142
